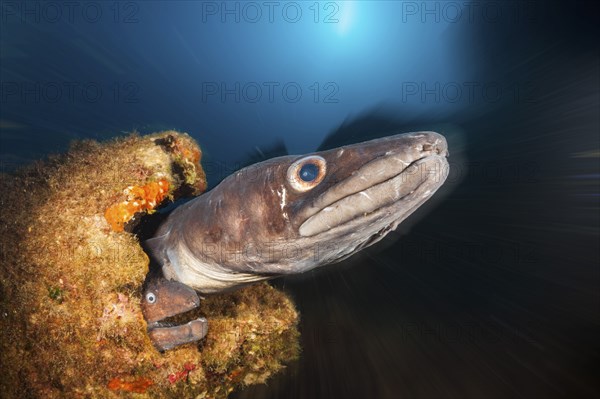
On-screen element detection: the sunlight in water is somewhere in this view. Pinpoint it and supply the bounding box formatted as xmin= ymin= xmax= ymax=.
xmin=335 ymin=1 xmax=355 ymax=36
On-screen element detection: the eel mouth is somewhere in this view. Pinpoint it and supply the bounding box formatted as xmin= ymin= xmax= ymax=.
xmin=141 ymin=278 xmax=208 ymax=351
xmin=299 ymin=132 xmax=449 ymax=237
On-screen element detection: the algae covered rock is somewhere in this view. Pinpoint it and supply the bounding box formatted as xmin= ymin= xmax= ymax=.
xmin=0 ymin=131 xmax=299 ymax=398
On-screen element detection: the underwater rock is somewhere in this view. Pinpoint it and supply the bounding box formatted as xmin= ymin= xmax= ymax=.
xmin=0 ymin=131 xmax=299 ymax=398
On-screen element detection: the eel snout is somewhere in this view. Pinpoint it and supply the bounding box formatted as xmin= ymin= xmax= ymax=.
xmin=141 ymin=278 xmax=208 ymax=351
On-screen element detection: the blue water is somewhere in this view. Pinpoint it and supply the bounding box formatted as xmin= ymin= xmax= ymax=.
xmin=3 ymin=1 xmax=488 ymax=172
xmin=1 ymin=1 xmax=598 ymax=398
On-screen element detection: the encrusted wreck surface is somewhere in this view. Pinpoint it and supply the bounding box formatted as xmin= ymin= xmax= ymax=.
xmin=0 ymin=131 xmax=299 ymax=398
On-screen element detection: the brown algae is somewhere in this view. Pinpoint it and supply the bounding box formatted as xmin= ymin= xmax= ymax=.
xmin=0 ymin=131 xmax=299 ymax=398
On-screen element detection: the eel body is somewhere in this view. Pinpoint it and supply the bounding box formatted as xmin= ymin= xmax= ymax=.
xmin=141 ymin=131 xmax=449 ymax=350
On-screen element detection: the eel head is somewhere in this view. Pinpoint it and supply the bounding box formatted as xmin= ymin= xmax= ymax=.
xmin=141 ymin=278 xmax=208 ymax=351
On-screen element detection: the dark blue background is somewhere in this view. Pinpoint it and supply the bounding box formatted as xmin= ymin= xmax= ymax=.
xmin=1 ymin=1 xmax=598 ymax=398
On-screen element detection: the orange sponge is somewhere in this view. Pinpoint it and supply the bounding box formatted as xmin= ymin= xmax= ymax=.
xmin=107 ymin=376 xmax=154 ymax=393
xmin=104 ymin=179 xmax=170 ymax=232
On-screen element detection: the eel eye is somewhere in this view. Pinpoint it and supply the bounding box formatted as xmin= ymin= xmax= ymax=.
xmin=287 ymin=155 xmax=327 ymax=192
xmin=145 ymin=292 xmax=156 ymax=304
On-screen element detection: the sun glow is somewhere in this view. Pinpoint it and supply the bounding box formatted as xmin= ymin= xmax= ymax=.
xmin=335 ymin=1 xmax=355 ymax=36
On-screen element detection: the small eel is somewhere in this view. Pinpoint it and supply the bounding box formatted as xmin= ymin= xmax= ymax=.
xmin=141 ymin=131 xmax=449 ymax=351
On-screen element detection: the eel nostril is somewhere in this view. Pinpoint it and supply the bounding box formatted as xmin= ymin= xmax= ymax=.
xmin=421 ymin=143 xmax=449 ymax=156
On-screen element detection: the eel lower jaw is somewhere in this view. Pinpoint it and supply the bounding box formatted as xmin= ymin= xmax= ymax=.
xmin=147 ymin=317 xmax=208 ymax=352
